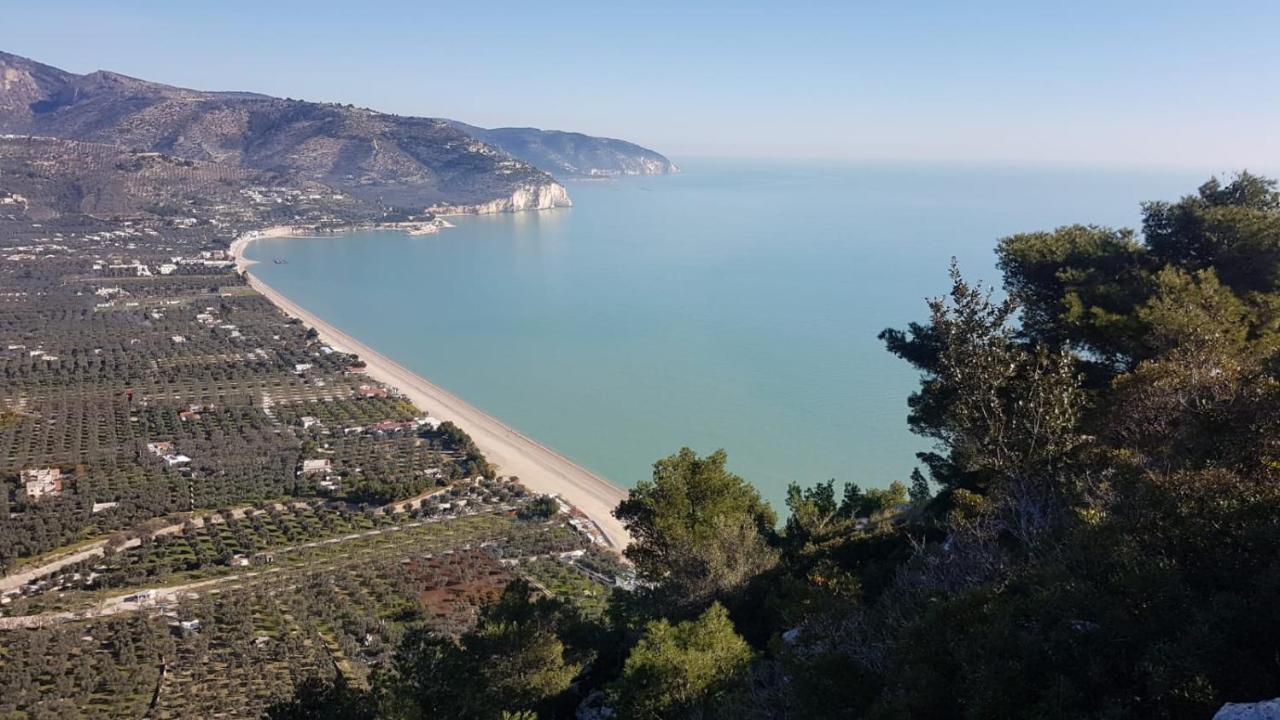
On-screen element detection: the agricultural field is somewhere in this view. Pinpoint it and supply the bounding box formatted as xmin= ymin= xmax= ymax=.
xmin=0 ymin=509 xmax=609 ymax=719
xmin=0 ymin=210 xmax=490 ymax=570
xmin=0 ymin=203 xmax=626 ymax=719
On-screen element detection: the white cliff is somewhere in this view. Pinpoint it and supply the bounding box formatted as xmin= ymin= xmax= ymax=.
xmin=430 ymin=181 xmax=572 ymax=216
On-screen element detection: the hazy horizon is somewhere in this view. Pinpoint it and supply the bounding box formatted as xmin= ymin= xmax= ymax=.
xmin=4 ymin=0 xmax=1277 ymax=169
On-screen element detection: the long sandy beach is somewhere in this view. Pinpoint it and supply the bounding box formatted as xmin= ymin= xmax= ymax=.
xmin=230 ymin=229 xmax=633 ymax=549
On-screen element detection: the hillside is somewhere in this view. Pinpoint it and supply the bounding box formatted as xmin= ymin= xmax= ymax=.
xmin=0 ymin=51 xmax=567 ymax=210
xmin=0 ymin=135 xmax=373 ymax=222
xmin=449 ymin=121 xmax=678 ymax=178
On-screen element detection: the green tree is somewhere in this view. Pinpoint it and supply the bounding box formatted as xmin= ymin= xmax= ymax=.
xmin=614 ymin=449 xmax=778 ymax=611
xmin=784 ymin=479 xmax=841 ymax=546
xmin=838 ymin=481 xmax=866 ymax=518
xmin=1145 ymin=171 xmax=1280 ymax=294
xmin=907 ymin=468 xmax=932 ymax=507
xmin=860 ymin=480 xmax=908 ymax=517
xmin=610 ymin=603 xmax=753 ymax=720
xmin=386 ymin=581 xmax=579 ymax=719
xmin=882 ymin=263 xmax=1085 ymax=506
xmin=997 ymin=224 xmax=1150 ymax=368
xmin=518 ymin=494 xmax=560 ymax=521
xmin=264 ymin=676 xmax=376 ymax=720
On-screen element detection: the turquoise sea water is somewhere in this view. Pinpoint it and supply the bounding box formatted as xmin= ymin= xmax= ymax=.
xmin=246 ymin=158 xmax=1211 ymax=511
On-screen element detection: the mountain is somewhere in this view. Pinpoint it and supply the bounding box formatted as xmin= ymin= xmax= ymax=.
xmin=449 ymin=121 xmax=678 ymax=178
xmin=0 ymin=51 xmax=568 ymax=211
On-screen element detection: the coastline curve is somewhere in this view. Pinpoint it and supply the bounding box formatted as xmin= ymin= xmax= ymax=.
xmin=230 ymin=228 xmax=633 ymax=550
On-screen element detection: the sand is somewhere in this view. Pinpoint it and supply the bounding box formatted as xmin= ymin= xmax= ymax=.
xmin=231 ymin=228 xmax=633 ymax=549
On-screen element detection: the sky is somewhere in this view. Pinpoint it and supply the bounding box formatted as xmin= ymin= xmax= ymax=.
xmin=3 ymin=0 xmax=1278 ymax=169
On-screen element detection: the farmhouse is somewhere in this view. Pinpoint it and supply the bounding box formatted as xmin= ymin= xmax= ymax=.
xmin=22 ymin=468 xmax=63 ymax=500
xmin=163 ymin=453 xmax=192 ymax=467
xmin=301 ymin=458 xmax=333 ymax=475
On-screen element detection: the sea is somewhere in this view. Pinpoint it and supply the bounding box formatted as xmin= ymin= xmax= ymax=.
xmin=245 ymin=158 xmax=1215 ymax=512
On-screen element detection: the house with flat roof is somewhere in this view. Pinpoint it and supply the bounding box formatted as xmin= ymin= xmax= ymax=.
xmin=301 ymin=458 xmax=333 ymax=475
xmin=22 ymin=468 xmax=63 ymax=500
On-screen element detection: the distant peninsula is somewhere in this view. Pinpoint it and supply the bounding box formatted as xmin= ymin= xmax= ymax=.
xmin=447 ymin=121 xmax=678 ymax=178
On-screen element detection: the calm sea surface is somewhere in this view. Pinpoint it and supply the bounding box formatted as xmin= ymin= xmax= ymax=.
xmin=247 ymin=158 xmax=1210 ymax=511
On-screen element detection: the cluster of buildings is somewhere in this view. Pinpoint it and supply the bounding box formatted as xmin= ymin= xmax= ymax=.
xmin=298 ymin=411 xmax=441 ymax=437
xmin=20 ymin=468 xmax=63 ymax=501
xmin=146 ymin=441 xmax=193 ymax=470
xmin=545 ymin=496 xmax=610 ymax=547
xmin=14 ymin=468 xmax=116 ymax=513
xmin=6 ymin=345 xmax=61 ymax=363
xmin=86 ymin=247 xmax=234 ymax=281
xmin=240 ymin=185 xmax=345 ymax=207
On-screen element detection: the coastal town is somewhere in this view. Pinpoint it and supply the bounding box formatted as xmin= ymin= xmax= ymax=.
xmin=0 ymin=138 xmax=629 ymax=717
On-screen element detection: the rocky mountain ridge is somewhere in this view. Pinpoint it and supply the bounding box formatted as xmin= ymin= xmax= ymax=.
xmin=0 ymin=51 xmax=566 ymax=211
xmin=0 ymin=51 xmax=678 ymax=213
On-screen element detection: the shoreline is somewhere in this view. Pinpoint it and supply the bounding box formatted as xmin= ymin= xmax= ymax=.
xmin=230 ymin=225 xmax=633 ymax=550
xmin=229 ymin=219 xmax=452 ymax=265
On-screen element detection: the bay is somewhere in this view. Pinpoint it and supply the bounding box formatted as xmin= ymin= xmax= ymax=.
xmin=246 ymin=158 xmax=1210 ymax=511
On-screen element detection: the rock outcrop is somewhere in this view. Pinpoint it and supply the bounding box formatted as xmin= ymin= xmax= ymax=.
xmin=430 ymin=181 xmax=571 ymax=215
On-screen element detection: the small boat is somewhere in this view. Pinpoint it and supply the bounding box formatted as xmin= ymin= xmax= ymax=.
xmin=273 ymin=259 xmax=288 ymax=264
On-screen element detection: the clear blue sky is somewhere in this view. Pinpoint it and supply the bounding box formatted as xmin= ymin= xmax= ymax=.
xmin=4 ymin=1 xmax=1277 ymax=168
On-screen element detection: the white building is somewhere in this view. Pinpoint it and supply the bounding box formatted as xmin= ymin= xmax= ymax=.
xmin=22 ymin=468 xmax=63 ymax=499
xmin=301 ymin=458 xmax=333 ymax=474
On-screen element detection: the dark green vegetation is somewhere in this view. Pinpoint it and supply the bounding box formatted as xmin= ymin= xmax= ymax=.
xmin=1 ymin=512 xmax=601 ymax=719
xmin=275 ymin=173 xmax=1280 ymax=719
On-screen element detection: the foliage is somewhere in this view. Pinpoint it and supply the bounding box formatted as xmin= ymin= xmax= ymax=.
xmin=265 ymin=676 xmax=376 ymax=720
xmin=609 ymin=603 xmax=753 ymax=720
xmin=614 ymin=448 xmax=778 ymax=612
xmin=519 ymin=494 xmax=560 ymax=521
xmin=385 ymin=580 xmax=582 ymax=720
